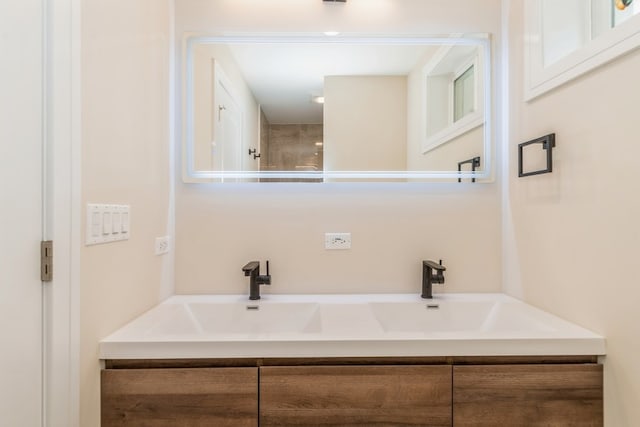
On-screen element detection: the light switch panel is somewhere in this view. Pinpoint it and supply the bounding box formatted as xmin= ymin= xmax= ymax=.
xmin=86 ymin=204 xmax=130 ymax=246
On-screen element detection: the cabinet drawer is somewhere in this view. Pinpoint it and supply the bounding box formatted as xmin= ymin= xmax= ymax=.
xmin=101 ymin=367 xmax=258 ymax=426
xmin=260 ymin=365 xmax=452 ymax=426
xmin=453 ymin=364 xmax=603 ymax=426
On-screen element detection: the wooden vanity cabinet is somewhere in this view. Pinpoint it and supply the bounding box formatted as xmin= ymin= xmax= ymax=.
xmin=101 ymin=357 xmax=603 ymax=426
xmin=101 ymin=367 xmax=258 ymax=426
xmin=259 ymin=365 xmax=452 ymax=426
xmin=453 ymin=364 xmax=603 ymax=426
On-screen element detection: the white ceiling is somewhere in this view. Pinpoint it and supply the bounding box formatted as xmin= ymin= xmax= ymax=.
xmin=226 ymin=42 xmax=438 ymax=124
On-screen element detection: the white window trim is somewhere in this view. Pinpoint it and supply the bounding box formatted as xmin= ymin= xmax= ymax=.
xmin=423 ymin=111 xmax=484 ymax=154
xmin=422 ymin=43 xmax=486 ymax=154
xmin=525 ymin=0 xmax=640 ymax=101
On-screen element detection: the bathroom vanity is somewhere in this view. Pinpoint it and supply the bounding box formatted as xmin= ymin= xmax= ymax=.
xmin=100 ymin=294 xmax=605 ymax=426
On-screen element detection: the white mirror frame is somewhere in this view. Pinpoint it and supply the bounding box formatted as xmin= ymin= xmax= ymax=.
xmin=525 ymin=0 xmax=640 ymax=101
xmin=182 ymin=34 xmax=492 ymax=182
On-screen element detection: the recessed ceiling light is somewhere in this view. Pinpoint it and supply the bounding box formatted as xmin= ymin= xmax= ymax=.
xmin=312 ymin=96 xmax=325 ymax=104
xmin=324 ymin=31 xmax=341 ymax=36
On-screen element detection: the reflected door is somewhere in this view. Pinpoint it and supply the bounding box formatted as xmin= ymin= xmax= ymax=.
xmin=214 ymin=80 xmax=243 ymax=178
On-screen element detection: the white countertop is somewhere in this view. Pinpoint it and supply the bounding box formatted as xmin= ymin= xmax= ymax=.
xmin=99 ymin=293 xmax=606 ymax=359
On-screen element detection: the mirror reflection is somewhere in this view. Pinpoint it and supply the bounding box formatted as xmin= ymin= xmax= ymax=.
xmin=183 ymin=35 xmax=491 ymax=182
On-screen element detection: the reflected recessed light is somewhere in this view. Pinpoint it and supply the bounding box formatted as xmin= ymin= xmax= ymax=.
xmin=315 ymin=142 xmax=324 ymax=147
xmin=312 ymin=96 xmax=325 ymax=104
xmin=324 ymin=31 xmax=341 ymax=36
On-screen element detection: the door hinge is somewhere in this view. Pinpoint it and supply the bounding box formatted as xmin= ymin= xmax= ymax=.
xmin=41 ymin=240 xmax=53 ymax=282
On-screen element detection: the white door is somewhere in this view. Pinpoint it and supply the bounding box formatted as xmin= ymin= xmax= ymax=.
xmin=213 ymin=80 xmax=243 ymax=177
xmin=0 ymin=1 xmax=45 ymax=425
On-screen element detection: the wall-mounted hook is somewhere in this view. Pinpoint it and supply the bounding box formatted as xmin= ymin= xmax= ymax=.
xmin=248 ymin=148 xmax=256 ymax=156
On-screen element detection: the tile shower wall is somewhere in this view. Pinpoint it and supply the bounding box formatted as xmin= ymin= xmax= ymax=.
xmin=259 ymin=109 xmax=323 ymax=182
xmin=265 ymin=124 xmax=323 ymax=171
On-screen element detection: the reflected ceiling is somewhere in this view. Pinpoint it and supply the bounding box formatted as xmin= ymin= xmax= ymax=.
xmin=227 ymin=42 xmax=438 ymax=123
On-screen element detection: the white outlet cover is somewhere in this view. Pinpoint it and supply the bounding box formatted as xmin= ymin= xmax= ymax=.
xmin=325 ymin=232 xmax=351 ymax=250
xmin=155 ymin=236 xmax=171 ymax=255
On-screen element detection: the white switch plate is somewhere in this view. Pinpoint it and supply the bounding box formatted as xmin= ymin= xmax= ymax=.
xmin=155 ymin=236 xmax=171 ymax=255
xmin=325 ymin=232 xmax=351 ymax=250
xmin=86 ymin=204 xmax=130 ymax=245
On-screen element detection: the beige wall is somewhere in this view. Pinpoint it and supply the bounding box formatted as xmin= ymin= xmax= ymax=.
xmin=174 ymin=0 xmax=503 ymax=296
xmin=175 ymin=0 xmax=502 ymax=35
xmin=505 ymin=1 xmax=640 ymax=425
xmin=324 ymin=76 xmax=407 ymax=171
xmin=176 ymin=183 xmax=501 ymax=294
xmin=80 ymin=1 xmax=172 ymax=426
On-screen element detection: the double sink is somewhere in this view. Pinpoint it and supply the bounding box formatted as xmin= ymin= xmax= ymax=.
xmin=137 ymin=293 xmax=559 ymax=337
xmin=100 ymin=293 xmax=605 ymax=359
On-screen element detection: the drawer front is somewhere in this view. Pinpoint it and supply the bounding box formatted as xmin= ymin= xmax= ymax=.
xmin=453 ymin=364 xmax=603 ymax=426
xmin=260 ymin=365 xmax=452 ymax=426
xmin=101 ymin=367 xmax=258 ymax=426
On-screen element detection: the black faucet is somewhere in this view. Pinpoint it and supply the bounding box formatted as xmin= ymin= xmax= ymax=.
xmin=422 ymin=260 xmax=446 ymax=299
xmin=242 ymin=261 xmax=271 ymax=300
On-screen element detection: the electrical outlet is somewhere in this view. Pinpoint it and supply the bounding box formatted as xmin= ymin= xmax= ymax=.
xmin=155 ymin=236 xmax=171 ymax=255
xmin=325 ymin=232 xmax=351 ymax=250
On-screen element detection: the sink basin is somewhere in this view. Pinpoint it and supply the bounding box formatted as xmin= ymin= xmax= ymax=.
xmin=188 ymin=302 xmax=321 ymax=334
xmin=317 ymin=303 xmax=384 ymax=335
xmin=370 ymin=300 xmax=496 ymax=333
xmin=478 ymin=301 xmax=557 ymax=333
xmin=100 ymin=294 xmax=606 ymax=359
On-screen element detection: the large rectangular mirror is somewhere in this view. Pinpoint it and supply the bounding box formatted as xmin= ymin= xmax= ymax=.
xmin=182 ymin=34 xmax=492 ymax=182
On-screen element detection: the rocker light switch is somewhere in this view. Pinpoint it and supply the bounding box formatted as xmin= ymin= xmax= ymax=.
xmin=102 ymin=212 xmax=112 ymax=235
xmin=111 ymin=212 xmax=121 ymax=234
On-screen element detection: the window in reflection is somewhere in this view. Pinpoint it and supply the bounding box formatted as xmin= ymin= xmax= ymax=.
xmin=454 ymin=64 xmax=475 ymax=123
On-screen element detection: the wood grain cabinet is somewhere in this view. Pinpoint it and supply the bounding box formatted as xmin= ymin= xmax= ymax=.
xmin=101 ymin=358 xmax=603 ymax=426
xmin=259 ymin=365 xmax=452 ymax=426
xmin=453 ymin=364 xmax=603 ymax=426
xmin=101 ymin=367 xmax=258 ymax=426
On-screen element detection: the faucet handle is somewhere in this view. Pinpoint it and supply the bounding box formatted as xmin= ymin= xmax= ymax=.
xmin=257 ymin=260 xmax=271 ymax=286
